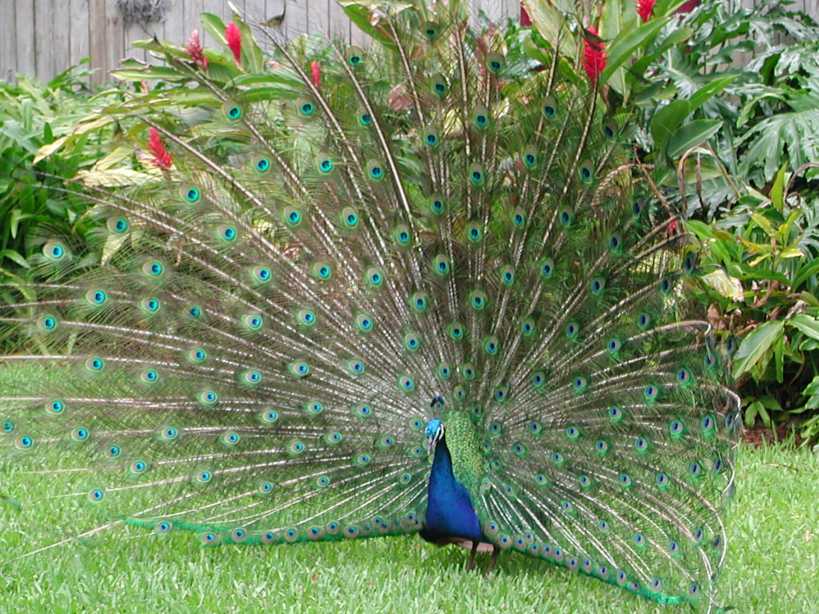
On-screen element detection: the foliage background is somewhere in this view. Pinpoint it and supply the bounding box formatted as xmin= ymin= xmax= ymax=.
xmin=0 ymin=0 xmax=818 ymax=446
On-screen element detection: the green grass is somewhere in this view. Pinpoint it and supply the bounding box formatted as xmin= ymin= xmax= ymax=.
xmin=1 ymin=366 xmax=818 ymax=612
xmin=2 ymin=446 xmax=816 ymax=612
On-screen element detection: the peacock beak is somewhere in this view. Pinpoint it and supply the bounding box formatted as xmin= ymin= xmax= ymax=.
xmin=427 ymin=424 xmax=444 ymax=454
xmin=424 ymin=418 xmax=443 ymax=454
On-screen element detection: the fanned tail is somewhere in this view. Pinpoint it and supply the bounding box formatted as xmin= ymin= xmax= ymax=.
xmin=0 ymin=2 xmax=739 ymax=609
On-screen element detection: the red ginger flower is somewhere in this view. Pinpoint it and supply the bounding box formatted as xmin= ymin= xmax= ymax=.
xmin=310 ymin=61 xmax=321 ymax=88
xmin=583 ymin=26 xmax=606 ymax=83
xmin=186 ymin=29 xmax=208 ymax=70
xmin=148 ymin=127 xmax=173 ymax=170
xmin=225 ymin=22 xmax=242 ymax=64
xmin=520 ymin=3 xmax=532 ymax=26
xmin=677 ymin=0 xmax=700 ymax=14
xmin=637 ymin=0 xmax=655 ymax=22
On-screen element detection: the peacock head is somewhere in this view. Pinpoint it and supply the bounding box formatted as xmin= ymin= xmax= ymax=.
xmin=425 ymin=418 xmax=444 ymax=453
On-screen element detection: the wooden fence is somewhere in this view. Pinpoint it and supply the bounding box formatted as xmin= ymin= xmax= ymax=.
xmin=1 ymin=1 xmax=817 ymax=84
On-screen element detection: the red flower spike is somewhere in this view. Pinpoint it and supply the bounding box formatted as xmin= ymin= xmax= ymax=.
xmin=148 ymin=127 xmax=173 ymax=170
xmin=637 ymin=0 xmax=655 ymax=22
xmin=677 ymin=0 xmax=700 ymax=14
xmin=520 ymin=3 xmax=532 ymax=26
xmin=310 ymin=61 xmax=321 ymax=88
xmin=225 ymin=22 xmax=242 ymax=64
xmin=582 ymin=26 xmax=606 ymax=83
xmin=186 ymin=29 xmax=208 ymax=70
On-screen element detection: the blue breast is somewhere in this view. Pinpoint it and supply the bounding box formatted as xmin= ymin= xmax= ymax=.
xmin=420 ymin=436 xmax=483 ymax=542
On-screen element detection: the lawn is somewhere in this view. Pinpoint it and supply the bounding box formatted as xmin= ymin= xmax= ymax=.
xmin=0 ymin=366 xmax=817 ymax=613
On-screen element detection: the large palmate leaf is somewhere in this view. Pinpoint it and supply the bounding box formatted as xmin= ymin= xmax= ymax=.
xmin=737 ymin=107 xmax=819 ymax=182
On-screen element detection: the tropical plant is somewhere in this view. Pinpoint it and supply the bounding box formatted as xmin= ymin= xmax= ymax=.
xmin=0 ymin=63 xmax=122 ymax=297
xmin=521 ymin=0 xmax=819 ymax=442
xmin=686 ymin=168 xmax=819 ymax=442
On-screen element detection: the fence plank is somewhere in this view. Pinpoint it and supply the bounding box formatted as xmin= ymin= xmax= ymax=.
xmin=53 ymin=0 xmax=73 ymax=77
xmin=244 ymin=0 xmax=267 ymax=24
xmin=88 ymin=0 xmax=106 ymax=82
xmin=1 ymin=0 xmax=17 ymax=81
xmin=285 ymin=0 xmax=308 ymax=40
xmin=164 ymin=0 xmax=186 ymax=43
xmin=33 ymin=0 xmax=52 ymax=81
xmin=70 ymin=0 xmax=90 ymax=68
xmin=308 ymin=0 xmax=331 ymax=36
xmin=7 ymin=0 xmax=819 ymax=83
xmin=183 ymin=0 xmax=204 ymax=39
xmin=329 ymin=0 xmax=350 ymax=43
xmin=477 ymin=0 xmax=504 ymax=24
xmin=503 ymin=0 xmax=520 ymax=21
xmin=123 ymin=18 xmax=149 ymax=63
xmin=105 ymin=0 xmax=125 ymax=78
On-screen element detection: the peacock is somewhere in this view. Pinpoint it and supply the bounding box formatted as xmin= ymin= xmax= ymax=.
xmin=0 ymin=1 xmax=740 ymax=610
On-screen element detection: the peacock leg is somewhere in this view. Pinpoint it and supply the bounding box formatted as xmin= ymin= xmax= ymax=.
xmin=484 ymin=545 xmax=500 ymax=576
xmin=466 ymin=540 xmax=479 ymax=570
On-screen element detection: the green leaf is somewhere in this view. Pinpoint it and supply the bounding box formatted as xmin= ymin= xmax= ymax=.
xmin=0 ymin=249 xmax=30 ymax=269
xmin=522 ymin=0 xmax=579 ymax=61
xmin=33 ymin=115 xmax=113 ymax=164
xmin=804 ymin=376 xmax=819 ymax=410
xmin=688 ymin=74 xmax=737 ymax=109
xmin=757 ymin=403 xmax=771 ymax=427
xmin=201 ymin=13 xmax=227 ymax=47
xmin=233 ymin=72 xmax=304 ymax=90
xmin=112 ymin=65 xmax=190 ymax=82
xmin=600 ymin=0 xmax=632 ymax=99
xmin=75 ymin=168 xmax=162 ymax=188
xmin=651 ymin=99 xmax=690 ymax=156
xmin=9 ymin=209 xmax=31 ymax=240
xmin=667 ymin=119 xmax=723 ymax=158
xmin=789 ymin=314 xmax=819 ymax=341
xmin=750 ymin=212 xmax=776 ymax=238
xmin=801 ymin=339 xmax=819 ymax=351
xmin=773 ymin=333 xmax=784 ymax=384
xmin=131 ymin=38 xmax=190 ymax=60
xmin=684 ymin=219 xmax=715 ymax=240
xmin=630 ymin=27 xmax=693 ymax=77
xmin=33 ymin=136 xmax=69 ymax=164
xmin=338 ymin=1 xmax=412 ymax=49
xmin=600 ymin=16 xmax=669 ymax=87
xmin=780 ymin=247 xmax=804 ymax=259
xmin=744 ymin=400 xmax=762 ymax=427
xmin=759 ymin=395 xmax=783 ymax=411
xmin=743 ymin=396 xmax=774 ymax=426
xmin=732 ymin=320 xmax=784 ymax=379
xmin=769 ymin=164 xmax=787 ymax=212
xmin=793 ymin=258 xmax=819 ymax=290
xmin=738 ymin=109 xmax=819 ymax=182
xmin=701 ymin=269 xmax=744 ymax=302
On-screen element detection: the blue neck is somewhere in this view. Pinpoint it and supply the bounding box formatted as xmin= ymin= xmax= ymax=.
xmin=420 ymin=436 xmax=483 ymax=543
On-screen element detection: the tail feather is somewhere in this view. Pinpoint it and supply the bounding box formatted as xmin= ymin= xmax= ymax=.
xmin=0 ymin=4 xmax=739 ymax=609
